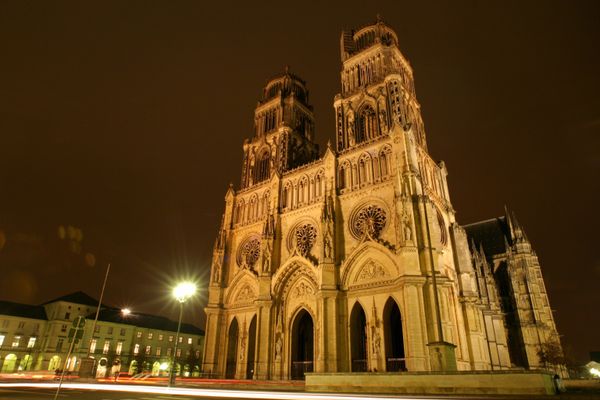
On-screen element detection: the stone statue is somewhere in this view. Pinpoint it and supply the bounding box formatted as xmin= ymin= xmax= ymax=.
xmin=324 ymin=234 xmax=332 ymax=259
xmin=275 ymin=334 xmax=283 ymax=360
xmin=372 ymin=327 xmax=381 ymax=355
xmin=347 ymin=111 xmax=355 ymax=146
xmin=402 ymin=210 xmax=413 ymax=242
xmin=262 ymin=243 xmax=272 ymax=273
xmin=212 ymin=261 xmax=221 ymax=283
xmin=240 ymin=335 xmax=247 ymax=361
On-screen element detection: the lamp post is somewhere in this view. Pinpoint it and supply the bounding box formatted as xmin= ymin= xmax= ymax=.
xmin=168 ymin=282 xmax=197 ymax=387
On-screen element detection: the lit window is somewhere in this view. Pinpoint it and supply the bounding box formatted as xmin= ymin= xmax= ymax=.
xmin=12 ymin=336 xmax=21 ymax=348
xmin=90 ymin=339 xmax=97 ymax=353
xmin=148 ymin=332 xmax=153 ymax=340
xmin=0 ymin=334 xmax=4 ymax=346
xmin=176 ymin=348 xmax=181 ymax=357
xmin=120 ymin=328 xmax=126 ymax=336
xmin=107 ymin=327 xmax=113 ymax=335
xmin=166 ymin=347 xmax=172 ymax=356
xmin=168 ymin=335 xmax=173 ymax=342
xmin=18 ymin=321 xmax=25 ymax=329
xmin=178 ymin=336 xmax=183 ymax=343
xmin=158 ymin=334 xmax=164 ymax=341
xmin=116 ymin=341 xmax=123 ymax=355
xmin=27 ymin=337 xmax=36 ymax=348
xmin=61 ymin=324 xmax=67 ymax=333
xmin=187 ymin=337 xmax=192 ymax=345
xmin=56 ymin=338 xmax=64 ymax=352
xmin=145 ymin=345 xmax=151 ymax=355
xmin=156 ymin=347 xmax=161 ymax=356
xmin=103 ymin=341 xmax=110 ymax=354
xmin=134 ymin=344 xmax=140 ymax=355
xmin=136 ymin=331 xmax=142 ymax=338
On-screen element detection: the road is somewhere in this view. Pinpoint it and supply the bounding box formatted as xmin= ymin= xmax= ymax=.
xmin=0 ymin=383 xmax=466 ymax=400
xmin=1 ymin=383 xmax=598 ymax=400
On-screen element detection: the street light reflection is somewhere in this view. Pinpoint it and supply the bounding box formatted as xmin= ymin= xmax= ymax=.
xmin=0 ymin=382 xmax=415 ymax=400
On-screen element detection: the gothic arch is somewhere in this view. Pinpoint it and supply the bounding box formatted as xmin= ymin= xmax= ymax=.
xmin=272 ymin=257 xmax=318 ymax=300
xmin=342 ymin=242 xmax=399 ymax=289
xmin=225 ymin=270 xmax=258 ymax=307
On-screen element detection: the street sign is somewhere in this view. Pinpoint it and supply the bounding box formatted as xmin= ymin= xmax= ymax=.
xmin=68 ymin=316 xmax=85 ymax=343
xmin=72 ymin=316 xmax=85 ymax=329
xmin=68 ymin=328 xmax=84 ymax=343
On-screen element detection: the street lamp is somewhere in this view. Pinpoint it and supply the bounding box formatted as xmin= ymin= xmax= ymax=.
xmin=169 ymin=281 xmax=197 ymax=387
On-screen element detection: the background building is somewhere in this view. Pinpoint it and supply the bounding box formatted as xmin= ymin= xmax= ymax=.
xmin=0 ymin=291 xmax=204 ymax=377
xmin=202 ymin=18 xmax=563 ymax=380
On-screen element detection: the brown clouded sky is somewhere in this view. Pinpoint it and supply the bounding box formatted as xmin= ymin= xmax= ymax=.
xmin=0 ymin=1 xmax=598 ymax=363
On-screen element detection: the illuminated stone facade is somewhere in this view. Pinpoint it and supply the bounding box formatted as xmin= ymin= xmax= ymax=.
xmin=202 ymin=19 xmax=563 ymax=379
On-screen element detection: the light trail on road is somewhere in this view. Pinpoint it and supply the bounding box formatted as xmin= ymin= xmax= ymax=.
xmin=0 ymin=382 xmax=447 ymax=400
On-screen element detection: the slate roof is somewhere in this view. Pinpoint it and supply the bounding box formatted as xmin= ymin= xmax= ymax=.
xmin=41 ymin=291 xmax=103 ymax=307
xmin=0 ymin=300 xmax=47 ymax=320
xmin=89 ymin=308 xmax=204 ymax=336
xmin=463 ymin=216 xmax=511 ymax=258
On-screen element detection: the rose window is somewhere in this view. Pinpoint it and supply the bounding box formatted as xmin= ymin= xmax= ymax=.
xmin=351 ymin=205 xmax=387 ymax=239
xmin=294 ymin=224 xmax=317 ymax=256
xmin=237 ymin=237 xmax=261 ymax=268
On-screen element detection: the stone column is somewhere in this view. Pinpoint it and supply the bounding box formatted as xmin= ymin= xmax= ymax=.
xmin=201 ymin=307 xmax=222 ymax=377
xmin=253 ymin=300 xmax=273 ymax=380
xmin=316 ymin=290 xmax=339 ymax=373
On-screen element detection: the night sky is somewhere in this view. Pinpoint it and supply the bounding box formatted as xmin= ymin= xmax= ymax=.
xmin=0 ymin=1 xmax=598 ymax=363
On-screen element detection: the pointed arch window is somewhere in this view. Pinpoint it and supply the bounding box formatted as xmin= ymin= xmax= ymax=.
xmin=358 ymin=105 xmax=377 ymax=142
xmin=254 ymin=150 xmax=271 ymax=184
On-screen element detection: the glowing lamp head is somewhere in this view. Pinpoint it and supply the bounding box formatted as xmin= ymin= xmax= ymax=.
xmin=173 ymin=282 xmax=197 ymax=303
xmin=591 ymin=367 xmax=600 ymax=378
xmin=121 ymin=308 xmax=131 ymax=316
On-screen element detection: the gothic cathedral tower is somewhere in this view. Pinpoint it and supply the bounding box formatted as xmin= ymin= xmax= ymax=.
xmin=202 ymin=18 xmax=562 ymax=380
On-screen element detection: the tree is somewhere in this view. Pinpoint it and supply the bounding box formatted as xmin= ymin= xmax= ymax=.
xmin=537 ymin=337 xmax=568 ymax=376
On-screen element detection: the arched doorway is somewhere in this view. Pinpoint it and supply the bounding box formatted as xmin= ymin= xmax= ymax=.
xmin=1 ymin=354 xmax=17 ymax=373
xmin=383 ymin=297 xmax=405 ymax=371
xmin=151 ymin=361 xmax=161 ymax=376
xmin=350 ymin=302 xmax=368 ymax=372
xmin=291 ymin=309 xmax=314 ymax=380
xmin=19 ymin=355 xmax=32 ymax=371
xmin=225 ymin=318 xmax=239 ymax=378
xmin=128 ymin=360 xmax=138 ymax=375
xmin=48 ymin=356 xmax=61 ymax=371
xmin=246 ymin=315 xmax=257 ymax=379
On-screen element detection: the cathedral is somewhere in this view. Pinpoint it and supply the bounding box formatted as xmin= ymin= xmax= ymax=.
xmin=202 ymin=18 xmax=563 ymax=380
